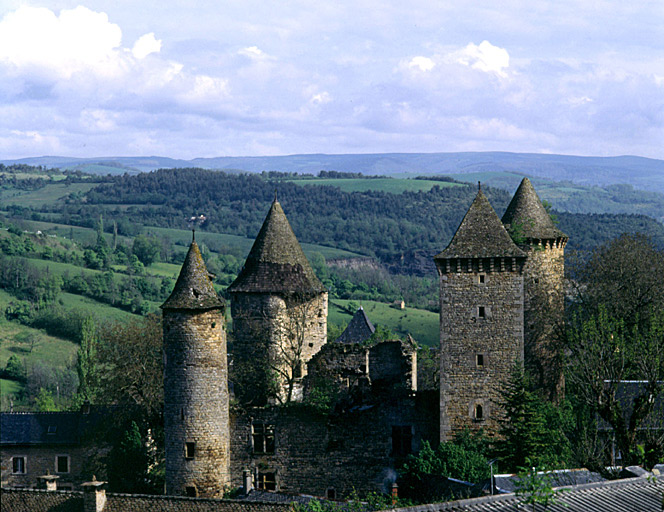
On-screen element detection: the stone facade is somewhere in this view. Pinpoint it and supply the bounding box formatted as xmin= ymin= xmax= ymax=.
xmin=163 ymin=308 xmax=231 ymax=498
xmin=437 ymin=258 xmax=524 ymax=440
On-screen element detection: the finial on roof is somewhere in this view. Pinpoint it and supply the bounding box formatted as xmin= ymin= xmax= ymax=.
xmin=192 ymin=229 xmax=195 ymax=242
xmin=478 ymin=181 xmax=481 ymax=191
xmin=274 ymin=189 xmax=278 ymax=203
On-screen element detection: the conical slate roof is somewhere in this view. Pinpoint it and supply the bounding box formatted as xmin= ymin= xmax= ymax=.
xmin=227 ymin=199 xmax=325 ymax=294
xmin=335 ymin=307 xmax=376 ymax=344
xmin=435 ymin=188 xmax=526 ymax=260
xmin=502 ymin=177 xmax=568 ymax=241
xmin=161 ymin=238 xmax=224 ymax=310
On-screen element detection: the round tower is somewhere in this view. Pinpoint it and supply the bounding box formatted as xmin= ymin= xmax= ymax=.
xmin=161 ymin=236 xmax=230 ymax=497
xmin=502 ymin=178 xmax=568 ymax=402
xmin=227 ymin=198 xmax=327 ymax=405
xmin=434 ymin=186 xmax=526 ymax=441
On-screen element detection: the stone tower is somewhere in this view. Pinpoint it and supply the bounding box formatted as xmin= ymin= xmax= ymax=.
xmin=228 ymin=198 xmax=328 ymax=405
xmin=502 ymin=177 xmax=568 ymax=402
xmin=434 ymin=187 xmax=526 ymax=441
xmin=161 ymin=237 xmax=230 ymax=497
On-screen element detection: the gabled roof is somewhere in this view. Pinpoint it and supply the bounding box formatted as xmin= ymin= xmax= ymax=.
xmin=1 ymin=409 xmax=108 ymax=446
xmin=335 ymin=307 xmax=376 ymax=344
xmin=502 ymin=177 xmax=567 ymax=241
xmin=227 ymin=199 xmax=325 ymax=295
xmin=434 ymin=188 xmax=525 ymax=260
xmin=161 ymin=238 xmax=224 ymax=310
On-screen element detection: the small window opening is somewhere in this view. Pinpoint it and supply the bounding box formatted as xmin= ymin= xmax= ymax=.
xmin=475 ymin=404 xmax=484 ymax=420
xmin=308 ymin=342 xmax=314 ymax=348
xmin=180 ymin=408 xmax=185 ymax=421
xmin=476 ymin=354 xmax=484 ymax=367
xmin=293 ymin=363 xmax=303 ymax=379
xmin=327 ymin=488 xmax=337 ymax=500
xmin=252 ymin=423 xmax=275 ymax=454
xmin=185 ymin=486 xmax=197 ymax=497
xmin=56 ymin=455 xmax=69 ymax=474
xmin=392 ymin=426 xmax=413 ymax=456
xmin=478 ymin=306 xmax=486 ymax=318
xmin=185 ymin=442 xmax=196 ymax=459
xmin=12 ymin=456 xmax=26 ymax=474
xmin=257 ymin=472 xmax=276 ymax=491
xmin=360 ymin=364 xmax=367 ymax=373
xmin=211 ymin=322 xmax=216 ymax=328
xmin=478 ymin=274 xmax=485 ymax=284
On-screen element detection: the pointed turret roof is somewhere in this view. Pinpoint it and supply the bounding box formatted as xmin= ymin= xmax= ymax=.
xmin=435 ymin=188 xmax=525 ymax=260
xmin=161 ymin=238 xmax=224 ymax=310
xmin=335 ymin=307 xmax=376 ymax=344
xmin=227 ymin=199 xmax=325 ymax=294
xmin=502 ymin=177 xmax=567 ymax=241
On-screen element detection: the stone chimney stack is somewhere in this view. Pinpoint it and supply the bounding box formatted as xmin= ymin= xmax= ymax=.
xmin=81 ymin=476 xmax=106 ymax=512
xmin=37 ymin=474 xmax=59 ymax=491
xmin=243 ymin=469 xmax=253 ymax=495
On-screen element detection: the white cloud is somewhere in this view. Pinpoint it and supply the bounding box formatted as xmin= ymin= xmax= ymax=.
xmin=452 ymin=41 xmax=510 ymax=77
xmin=238 ymin=46 xmax=272 ymax=61
xmin=132 ymin=33 xmax=162 ymax=59
xmin=310 ymin=92 xmax=331 ymax=105
xmin=408 ymin=56 xmax=435 ymax=72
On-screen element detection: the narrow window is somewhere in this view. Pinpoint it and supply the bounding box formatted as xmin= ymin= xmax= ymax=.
xmin=257 ymin=472 xmax=276 ymax=491
xmin=12 ymin=456 xmax=26 ymax=474
xmin=252 ymin=423 xmax=275 ymax=454
xmin=392 ymin=426 xmax=413 ymax=456
xmin=185 ymin=486 xmax=197 ymax=497
xmin=56 ymin=455 xmax=69 ymax=474
xmin=475 ymin=404 xmax=484 ymax=420
xmin=327 ymin=488 xmax=337 ymax=500
xmin=478 ymin=274 xmax=486 ymax=284
xmin=478 ymin=306 xmax=486 ymax=318
xmin=476 ymin=354 xmax=484 ymax=367
xmin=185 ymin=442 xmax=196 ymax=459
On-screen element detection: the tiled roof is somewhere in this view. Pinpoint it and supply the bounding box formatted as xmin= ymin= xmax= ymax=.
xmin=1 ymin=408 xmax=108 ymax=446
xmin=435 ymin=189 xmax=525 ymax=260
xmin=162 ymin=239 xmax=224 ymax=310
xmin=335 ymin=307 xmax=375 ymax=344
xmin=393 ymin=475 xmax=664 ymax=512
xmin=493 ymin=469 xmax=605 ymax=494
xmin=501 ymin=177 xmax=567 ymax=241
xmin=227 ymin=199 xmax=325 ymax=295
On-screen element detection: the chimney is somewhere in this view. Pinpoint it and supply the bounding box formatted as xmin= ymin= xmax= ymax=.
xmin=242 ymin=469 xmax=253 ymax=496
xmin=391 ymin=482 xmax=398 ymax=506
xmin=81 ymin=476 xmax=106 ymax=512
xmin=37 ymin=474 xmax=59 ymax=491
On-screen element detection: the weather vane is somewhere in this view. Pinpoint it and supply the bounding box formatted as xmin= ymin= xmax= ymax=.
xmin=187 ymin=214 xmax=206 ymax=241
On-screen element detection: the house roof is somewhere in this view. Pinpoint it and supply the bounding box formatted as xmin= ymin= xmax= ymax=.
xmin=493 ymin=469 xmax=605 ymax=494
xmin=392 ymin=475 xmax=664 ymax=512
xmin=335 ymin=307 xmax=375 ymax=344
xmin=227 ymin=199 xmax=325 ymax=295
xmin=0 ymin=409 xmax=108 ymax=446
xmin=501 ymin=177 xmax=567 ymax=241
xmin=161 ymin=238 xmax=224 ymax=310
xmin=434 ymin=188 xmax=525 ymax=260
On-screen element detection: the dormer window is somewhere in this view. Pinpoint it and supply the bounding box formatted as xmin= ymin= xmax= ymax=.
xmin=47 ymin=425 xmax=57 ymax=435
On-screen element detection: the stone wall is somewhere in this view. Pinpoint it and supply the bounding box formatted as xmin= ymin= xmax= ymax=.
xmin=437 ymin=257 xmax=524 ymax=441
xmin=163 ymin=308 xmax=230 ymax=497
xmin=521 ymin=241 xmax=566 ymax=401
xmin=1 ymin=445 xmax=109 ymax=490
xmin=231 ymin=292 xmax=328 ymax=405
xmin=229 ymin=394 xmax=438 ymax=499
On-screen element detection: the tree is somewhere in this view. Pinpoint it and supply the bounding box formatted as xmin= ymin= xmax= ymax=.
xmin=35 ymin=387 xmax=58 ymax=412
xmin=566 ymin=307 xmax=664 ymax=465
xmin=515 ymin=465 xmax=564 ymax=512
xmin=497 ymin=364 xmax=572 ymax=471
xmin=4 ymin=354 xmax=26 ymax=381
xmin=132 ymin=235 xmax=161 ymax=266
xmin=76 ymin=317 xmax=100 ymax=403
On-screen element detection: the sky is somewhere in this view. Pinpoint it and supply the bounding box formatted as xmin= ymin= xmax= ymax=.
xmin=0 ymin=1 xmax=663 ymax=160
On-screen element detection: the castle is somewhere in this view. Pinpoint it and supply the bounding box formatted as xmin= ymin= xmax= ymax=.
xmin=159 ymin=177 xmax=567 ymax=499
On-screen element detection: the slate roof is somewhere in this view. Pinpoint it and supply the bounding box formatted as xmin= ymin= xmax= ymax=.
xmin=434 ymin=189 xmax=525 ymax=260
xmin=335 ymin=307 xmax=375 ymax=344
xmin=227 ymin=199 xmax=325 ymax=295
xmin=501 ymin=177 xmax=567 ymax=241
xmin=392 ymin=475 xmax=664 ymax=512
xmin=1 ymin=409 xmax=108 ymax=446
xmin=493 ymin=469 xmax=605 ymax=494
xmin=162 ymin=238 xmax=224 ymax=310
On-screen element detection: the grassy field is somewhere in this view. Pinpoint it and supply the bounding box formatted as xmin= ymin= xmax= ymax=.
xmin=0 ymin=182 xmax=97 ymax=207
xmin=289 ymin=177 xmax=463 ymax=194
xmin=58 ymin=293 xmax=141 ymax=322
xmin=329 ymin=299 xmax=439 ymax=347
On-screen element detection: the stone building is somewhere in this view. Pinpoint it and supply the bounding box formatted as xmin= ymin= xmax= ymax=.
xmin=434 ymin=186 xmax=527 ymax=441
xmin=227 ymin=198 xmax=328 ymax=405
xmin=501 ymin=177 xmax=568 ymax=402
xmin=162 ymin=237 xmax=231 ymax=497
